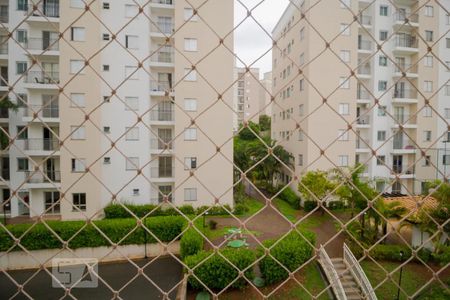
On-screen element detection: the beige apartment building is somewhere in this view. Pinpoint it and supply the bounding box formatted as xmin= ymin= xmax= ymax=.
xmin=272 ymin=0 xmax=450 ymax=196
xmin=1 ymin=0 xmax=234 ymax=220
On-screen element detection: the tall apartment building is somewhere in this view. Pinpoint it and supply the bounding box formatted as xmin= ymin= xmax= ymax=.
xmin=234 ymin=67 xmax=262 ymax=131
xmin=259 ymin=71 xmax=273 ymax=118
xmin=0 ymin=0 xmax=234 ymax=220
xmin=272 ymin=0 xmax=450 ymax=195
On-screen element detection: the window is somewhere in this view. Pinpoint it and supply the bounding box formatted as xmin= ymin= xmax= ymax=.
xmin=340 ymin=50 xmax=350 ymax=63
xmin=125 ymin=127 xmax=139 ymax=140
xmin=132 ymin=189 xmax=140 ymax=196
xmin=376 ymin=181 xmax=386 ymax=193
xmin=378 ymin=106 xmax=387 ymax=116
xmin=71 ymin=27 xmax=85 ymax=41
xmin=378 ymin=81 xmax=387 ymax=91
xmin=379 ymin=30 xmax=388 ymax=41
xmin=72 ymin=193 xmax=86 ymax=211
xmin=16 ymin=62 xmax=27 ymax=75
xmin=299 ymin=104 xmax=304 ymax=116
xmin=447 ymin=14 xmax=450 ymax=25
xmin=424 ymin=156 xmax=431 ymax=167
xmin=298 ymin=131 xmax=304 ymax=141
xmin=424 ymin=55 xmax=433 ymax=67
xmin=16 ymin=30 xmax=27 ymax=44
xmin=184 ymin=128 xmax=197 ymax=140
xmin=423 ymin=106 xmax=432 ymax=117
xmin=424 ymin=130 xmax=432 ymax=142
xmin=70 ymin=93 xmax=85 ymax=107
xmin=377 ymin=131 xmax=386 ymax=141
xmin=17 ymin=0 xmax=28 ymax=11
xmin=70 ymin=60 xmax=85 ymax=74
xmin=71 ymin=159 xmax=85 ymax=172
xmin=17 ymin=158 xmax=28 ymax=171
xmin=379 ymin=56 xmax=387 ymax=66
xmin=425 ymin=30 xmax=433 ymax=42
xmin=424 ymin=5 xmax=434 ymax=17
xmin=299 ymin=53 xmax=305 ymax=65
xmin=103 ymin=157 xmax=111 ymax=164
xmin=125 ymin=97 xmax=139 ymax=111
xmin=338 ymin=129 xmax=349 ymax=141
xmin=446 ymin=38 xmax=450 ymax=48
xmin=103 ymin=127 xmax=110 ymax=134
xmin=424 ymin=81 xmax=433 ymax=92
xmin=125 ymin=35 xmax=139 ymax=49
xmin=445 ymin=86 xmax=450 ymax=96
xmin=339 ymin=155 xmax=349 ymax=167
xmin=445 ymin=108 xmax=450 ymax=119
xmin=339 ymin=103 xmax=350 ymax=115
xmin=184 ymin=38 xmax=198 ymax=51
xmin=380 ymin=5 xmax=388 ymax=16
xmin=377 ymin=156 xmax=386 ymax=166
xmin=340 ymin=0 xmax=350 ymax=8
xmin=125 ymin=66 xmax=138 ymax=80
xmin=340 ymin=24 xmax=350 ymax=36
xmin=17 ymin=126 xmax=28 ymax=139
xmin=184 ymin=68 xmax=197 ymax=81
xmin=126 ymin=157 xmax=139 ymax=170
xmin=184 ymin=98 xmax=197 ymax=111
xmin=103 ymin=65 xmax=110 ymax=72
xmin=184 ymin=157 xmax=197 ymax=170
xmin=300 ymin=27 xmax=305 ymax=40
xmin=299 ymin=79 xmax=305 ymax=91
xmin=184 ymin=188 xmax=197 ymax=201
xmin=102 ymin=33 xmax=110 ymax=41
xmin=298 ymin=154 xmax=303 ymax=166
xmin=184 ymin=8 xmax=198 ymax=21
xmin=339 ymin=77 xmax=350 ymax=89
xmin=125 ymin=4 xmax=138 ymax=18
xmin=103 ymin=2 xmax=110 ymax=9
xmin=70 ymin=0 xmax=85 ymax=8
xmin=71 ymin=126 xmax=86 ymax=140
xmin=443 ymin=155 xmax=450 ymax=166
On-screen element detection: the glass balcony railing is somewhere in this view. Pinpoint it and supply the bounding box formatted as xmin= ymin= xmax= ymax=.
xmin=150 ymin=167 xmax=174 ymax=178
xmin=393 ymin=12 xmax=419 ymax=23
xmin=25 ymin=71 xmax=60 ymax=84
xmin=150 ymin=109 xmax=174 ymax=122
xmin=26 ymin=2 xmax=59 ymax=18
xmin=358 ymin=40 xmax=372 ymax=51
xmin=394 ymin=34 xmax=418 ymax=48
xmin=23 ymin=138 xmax=60 ymax=151
xmin=150 ymin=138 xmax=174 ymax=150
xmin=25 ymin=171 xmax=61 ymax=183
xmin=22 ymin=105 xmax=59 ymax=118
xmin=150 ymin=80 xmax=172 ymax=92
xmin=26 ymin=38 xmax=59 ymax=51
xmin=393 ymin=89 xmax=418 ymax=99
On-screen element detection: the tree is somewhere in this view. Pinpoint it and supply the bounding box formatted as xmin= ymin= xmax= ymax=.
xmin=298 ymin=170 xmax=335 ymax=203
xmin=371 ymin=199 xmax=406 ymax=242
xmin=259 ymin=115 xmax=271 ymax=132
xmin=237 ymin=121 xmax=260 ymax=141
xmin=0 ymin=97 xmax=17 ymax=150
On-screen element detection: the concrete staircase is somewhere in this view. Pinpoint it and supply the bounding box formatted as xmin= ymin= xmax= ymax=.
xmin=331 ymin=258 xmax=364 ymax=300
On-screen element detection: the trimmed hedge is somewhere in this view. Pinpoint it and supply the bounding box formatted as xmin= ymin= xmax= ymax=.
xmin=279 ymin=188 xmax=301 ymax=209
xmin=233 ymin=203 xmax=249 ymax=215
xmin=180 ymin=228 xmax=204 ymax=259
xmin=327 ymin=201 xmax=346 ymax=210
xmin=258 ymin=231 xmax=315 ymax=285
xmin=184 ymin=249 xmax=256 ymax=290
xmin=0 ymin=216 xmax=186 ymax=251
xmin=104 ymin=204 xmax=197 ymax=219
xmin=303 ymin=201 xmax=317 ymax=212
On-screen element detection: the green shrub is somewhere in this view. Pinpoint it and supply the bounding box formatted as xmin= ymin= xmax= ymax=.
xmin=104 ymin=204 xmax=158 ymax=218
xmin=179 ymin=205 xmax=196 ymax=215
xmin=279 ymin=188 xmax=301 ymax=209
xmin=184 ymin=249 xmax=256 ymax=290
xmin=180 ymin=228 xmax=204 ymax=259
xmin=369 ymin=244 xmax=412 ymax=261
xmin=0 ymin=216 xmax=187 ymax=251
xmin=303 ymin=201 xmax=317 ymax=212
xmin=233 ymin=203 xmax=249 ymax=215
xmin=327 ymin=201 xmax=346 ymax=210
xmin=258 ymin=231 xmax=315 ymax=285
xmin=208 ymin=220 xmax=217 ymax=230
xmin=433 ymin=245 xmax=450 ymax=265
xmin=196 ymin=205 xmax=232 ymax=216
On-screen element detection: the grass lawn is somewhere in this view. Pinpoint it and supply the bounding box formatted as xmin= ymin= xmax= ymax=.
xmin=360 ymin=260 xmax=442 ymax=300
xmin=416 ymin=279 xmax=450 ymax=300
xmin=273 ymin=198 xmax=299 ymax=222
xmin=192 ymin=217 xmax=261 ymax=241
xmin=241 ymin=196 xmax=265 ymax=217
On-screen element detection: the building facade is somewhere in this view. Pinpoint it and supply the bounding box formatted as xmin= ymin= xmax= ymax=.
xmin=272 ymin=0 xmax=450 ymax=195
xmin=0 ymin=0 xmax=234 ymax=220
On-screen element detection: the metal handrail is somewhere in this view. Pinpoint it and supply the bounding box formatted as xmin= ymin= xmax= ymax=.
xmin=319 ymin=245 xmax=347 ymax=300
xmin=343 ymin=243 xmax=377 ymax=300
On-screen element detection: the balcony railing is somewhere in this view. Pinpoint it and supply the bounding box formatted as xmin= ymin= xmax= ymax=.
xmin=26 ymin=2 xmax=59 ymax=18
xmin=357 ymin=89 xmax=371 ymax=100
xmin=358 ymin=40 xmax=372 ymax=51
xmin=150 ymin=109 xmax=174 ymax=122
xmin=393 ymin=138 xmax=416 ymax=150
xmin=393 ymin=113 xmax=417 ymax=125
xmin=393 ymin=12 xmax=419 ymax=23
xmin=358 ymin=15 xmax=372 ymax=26
xmin=0 ymin=44 xmax=7 ymax=54
xmin=357 ymin=115 xmax=370 ymax=125
xmin=1 ymin=168 xmax=9 ymax=180
xmin=150 ymin=138 xmax=174 ymax=150
xmin=150 ymin=50 xmax=174 ymax=63
xmin=392 ymin=165 xmax=415 ymax=175
xmin=393 ymin=88 xmax=418 ymax=99
xmin=0 ymin=11 xmax=7 ymax=23
xmin=23 ymin=105 xmax=59 ymax=118
xmin=150 ymin=81 xmax=172 ymax=92
xmin=150 ymin=167 xmax=174 ymax=178
xmin=26 ymin=38 xmax=59 ymax=51
xmin=25 ymin=171 xmax=61 ymax=183
xmin=25 ymin=71 xmax=60 ymax=84
xmin=23 ymin=138 xmax=60 ymax=151
xmin=357 ymin=65 xmax=371 ymax=75
xmin=356 ymin=140 xmax=369 ymax=149
xmin=0 ymin=107 xmax=8 ymax=118
xmin=394 ymin=63 xmax=418 ymax=74
xmin=151 ymin=0 xmax=174 ymax=4
xmin=151 ymin=21 xmax=174 ymax=34
xmin=394 ymin=34 xmax=418 ymax=48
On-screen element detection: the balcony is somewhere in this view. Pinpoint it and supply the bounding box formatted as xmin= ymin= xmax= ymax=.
xmin=356 ymin=115 xmax=370 ymax=128
xmin=393 ymin=34 xmax=418 ymax=54
xmin=392 ymin=88 xmax=418 ymax=103
xmin=22 ymin=138 xmax=60 ymax=153
xmin=22 ymin=105 xmax=59 ymax=122
xmin=24 ymin=71 xmax=60 ymax=89
xmin=0 ymin=107 xmax=8 ymax=119
xmin=150 ymin=21 xmax=174 ymax=37
xmin=390 ymin=166 xmax=415 ymax=179
xmin=393 ymin=63 xmax=418 ymax=78
xmin=150 ymin=167 xmax=175 ymax=182
xmin=1 ymin=168 xmax=9 ymax=181
xmin=150 ymin=0 xmax=175 ymax=9
xmin=25 ymin=171 xmax=61 ymax=184
xmin=150 ymin=138 xmax=174 ymax=153
xmin=393 ymin=12 xmax=419 ymax=27
xmin=392 ymin=139 xmax=417 ymax=154
xmin=356 ymin=64 xmax=371 ymax=79
xmin=0 ymin=42 xmax=7 ymax=57
xmin=150 ymin=50 xmax=174 ymax=67
xmin=150 ymin=80 xmax=173 ymax=95
xmin=357 ymin=15 xmax=372 ymax=27
xmin=356 ymin=140 xmax=370 ymax=153
xmin=0 ymin=7 xmax=7 ymax=24
xmin=150 ymin=109 xmax=174 ymax=123
xmin=26 ymin=38 xmax=59 ymax=55
xmin=25 ymin=2 xmax=59 ymax=23
xmin=392 ymin=113 xmax=417 ymax=129
xmin=357 ymin=89 xmax=371 ymax=104
xmin=358 ymin=40 xmax=372 ymax=53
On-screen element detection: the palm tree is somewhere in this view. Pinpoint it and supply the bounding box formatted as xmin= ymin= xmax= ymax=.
xmin=372 ymin=199 xmax=406 ymax=242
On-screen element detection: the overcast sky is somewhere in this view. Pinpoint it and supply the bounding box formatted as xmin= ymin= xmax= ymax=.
xmin=234 ymin=0 xmax=290 ymax=76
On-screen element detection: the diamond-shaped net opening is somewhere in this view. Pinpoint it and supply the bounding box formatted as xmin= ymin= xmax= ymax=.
xmin=0 ymin=0 xmax=449 ymax=299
